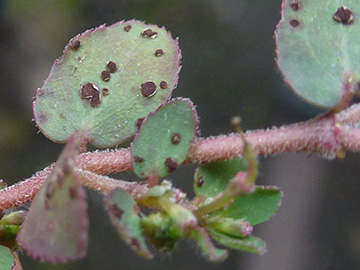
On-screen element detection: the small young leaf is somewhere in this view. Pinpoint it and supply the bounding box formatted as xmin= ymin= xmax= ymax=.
xmin=17 ymin=135 xmax=88 ymax=263
xmin=216 ymin=186 xmax=282 ymax=226
xmin=187 ymin=227 xmax=228 ymax=262
xmin=105 ymin=188 xmax=153 ymax=259
xmin=132 ymin=98 xmax=198 ymax=178
xmin=276 ymin=1 xmax=360 ymax=107
xmin=33 ymin=20 xmax=181 ymax=148
xmin=0 ymin=245 xmax=16 ymax=270
xmin=209 ymin=229 xmax=266 ymax=254
xmin=194 ymin=158 xmax=247 ymax=197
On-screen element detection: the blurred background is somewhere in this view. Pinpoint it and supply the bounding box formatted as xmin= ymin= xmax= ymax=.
xmin=1 ymin=0 xmax=360 ymax=269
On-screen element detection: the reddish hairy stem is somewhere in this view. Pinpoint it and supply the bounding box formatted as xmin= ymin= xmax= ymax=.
xmin=2 ymin=106 xmax=360 ymax=210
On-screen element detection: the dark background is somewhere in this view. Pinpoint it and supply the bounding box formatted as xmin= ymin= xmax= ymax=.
xmin=1 ymin=0 xmax=360 ymax=269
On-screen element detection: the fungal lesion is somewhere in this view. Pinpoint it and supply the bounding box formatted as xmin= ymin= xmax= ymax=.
xmin=141 ymin=29 xmax=158 ymax=39
xmin=333 ymin=6 xmax=354 ymax=25
xmin=80 ymin=82 xmax=101 ymax=107
xmin=140 ymin=81 xmax=157 ymax=97
xmin=290 ymin=2 xmax=300 ymax=11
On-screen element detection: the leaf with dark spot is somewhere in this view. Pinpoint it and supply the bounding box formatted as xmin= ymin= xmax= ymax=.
xmin=132 ymin=98 xmax=198 ymax=178
xmin=276 ymin=0 xmax=360 ymax=108
xmin=105 ymin=188 xmax=152 ymax=259
xmin=33 ymin=21 xmax=181 ymax=148
xmin=17 ymin=133 xmax=88 ymax=263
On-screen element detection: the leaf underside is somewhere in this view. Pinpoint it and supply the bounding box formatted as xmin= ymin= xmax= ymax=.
xmin=17 ymin=135 xmax=88 ymax=263
xmin=33 ymin=20 xmax=181 ymax=148
xmin=132 ymin=98 xmax=198 ymax=178
xmin=276 ymin=0 xmax=360 ymax=107
xmin=105 ymin=188 xmax=153 ymax=259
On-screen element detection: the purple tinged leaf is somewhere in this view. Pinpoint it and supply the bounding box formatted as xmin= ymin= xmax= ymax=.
xmin=105 ymin=188 xmax=153 ymax=259
xmin=17 ymin=133 xmax=88 ymax=263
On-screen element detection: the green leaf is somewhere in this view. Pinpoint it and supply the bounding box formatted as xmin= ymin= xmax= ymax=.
xmin=17 ymin=134 xmax=88 ymax=263
xmin=209 ymin=229 xmax=266 ymax=254
xmin=33 ymin=20 xmax=181 ymax=148
xmin=216 ymin=186 xmax=282 ymax=225
xmin=105 ymin=188 xmax=153 ymax=259
xmin=0 ymin=245 xmax=15 ymax=270
xmin=194 ymin=158 xmax=247 ymax=197
xmin=132 ymin=98 xmax=198 ymax=178
xmin=276 ymin=1 xmax=360 ymax=107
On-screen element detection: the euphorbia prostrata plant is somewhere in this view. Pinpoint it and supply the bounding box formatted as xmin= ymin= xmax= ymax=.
xmin=2 ymin=0 xmax=360 ymax=268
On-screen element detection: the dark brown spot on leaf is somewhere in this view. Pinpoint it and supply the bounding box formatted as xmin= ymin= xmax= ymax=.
xmin=102 ymin=88 xmax=109 ymax=96
xmin=290 ymin=19 xmax=300 ymax=27
xmin=106 ymin=61 xmax=118 ymax=73
xmin=135 ymin=118 xmax=145 ymax=130
xmin=290 ymin=2 xmax=300 ymax=11
xmin=141 ymin=29 xmax=158 ymax=39
xmin=90 ymin=90 xmax=101 ymax=107
xmin=160 ymin=81 xmax=168 ymax=89
xmin=81 ymin=82 xmax=98 ymax=99
xmin=101 ymin=71 xmax=111 ymax=82
xmin=197 ymin=176 xmax=204 ymax=187
xmin=333 ymin=7 xmax=354 ymax=25
xmin=68 ymin=186 xmax=78 ymax=199
xmin=70 ymin=39 xmax=81 ymax=50
xmin=124 ymin=25 xmax=132 ymax=32
xmin=171 ymin=133 xmax=182 ymax=144
xmin=130 ymin=238 xmax=141 ymax=249
xmin=155 ymin=49 xmax=164 ymax=57
xmin=134 ymin=156 xmax=145 ymax=163
xmin=165 ymin=157 xmax=178 ymax=173
xmin=110 ymin=204 xmax=124 ymax=219
xmin=141 ymin=81 xmax=157 ymax=97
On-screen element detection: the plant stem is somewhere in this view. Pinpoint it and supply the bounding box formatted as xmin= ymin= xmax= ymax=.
xmin=1 ymin=105 xmax=360 ymax=210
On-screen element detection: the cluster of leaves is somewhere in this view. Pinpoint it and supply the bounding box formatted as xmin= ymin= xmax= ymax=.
xmin=2 ymin=0 xmax=360 ymax=268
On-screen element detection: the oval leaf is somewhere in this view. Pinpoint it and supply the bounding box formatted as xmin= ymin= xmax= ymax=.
xmin=33 ymin=20 xmax=181 ymax=148
xmin=217 ymin=186 xmax=282 ymax=226
xmin=132 ymin=98 xmax=198 ymax=178
xmin=105 ymin=188 xmax=153 ymax=259
xmin=17 ymin=135 xmax=88 ymax=263
xmin=276 ymin=1 xmax=360 ymax=107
